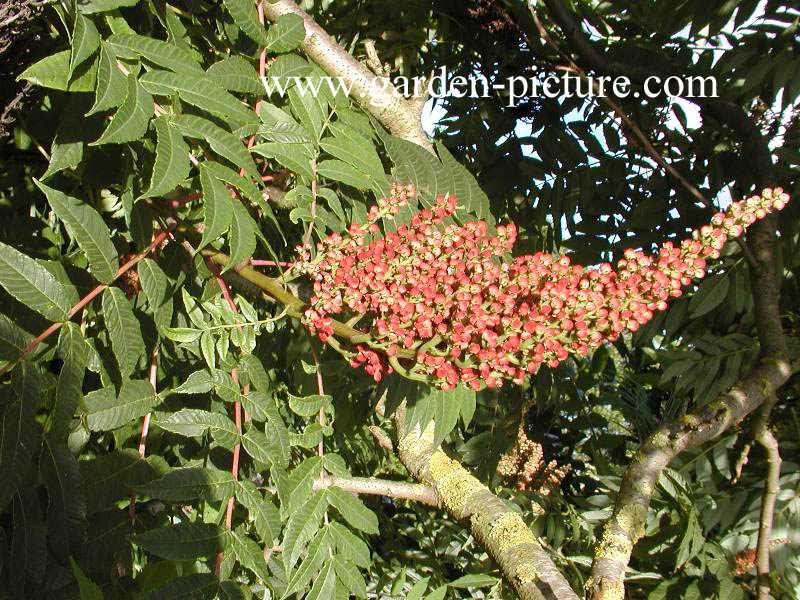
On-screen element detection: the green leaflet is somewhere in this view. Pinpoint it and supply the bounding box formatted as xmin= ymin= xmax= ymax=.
xmin=154 ymin=408 xmax=239 ymax=449
xmin=222 ymin=0 xmax=269 ymax=45
xmin=141 ymin=117 xmax=190 ymax=198
xmin=10 ymin=488 xmax=47 ymax=590
xmin=91 ymin=74 xmax=154 ymax=145
xmin=326 ymin=487 xmax=379 ymax=534
xmin=317 ymin=159 xmax=373 ymax=190
xmin=88 ymin=42 xmax=127 ymax=115
xmin=139 ymin=70 xmax=258 ymax=126
xmin=18 ymin=50 xmax=97 ymax=92
xmin=0 ymin=314 xmax=33 ymax=362
xmin=141 ymin=574 xmax=219 ymax=600
xmin=85 ymin=379 xmax=158 ymax=431
xmin=70 ymin=14 xmax=100 ymax=77
xmin=332 ymin=556 xmax=367 ymax=598
xmin=287 ymin=393 xmax=332 ymax=417
xmin=236 ymin=480 xmax=281 ymax=547
xmin=35 ymin=180 xmax=118 ymax=284
xmin=133 ymin=523 xmax=231 ymax=561
xmin=133 ymin=467 xmax=236 ymax=502
xmin=101 ymin=287 xmax=146 ymax=377
xmin=328 ymin=522 xmax=370 ymax=568
xmin=305 ymin=562 xmax=336 ymax=600
xmin=171 ymin=115 xmax=258 ymax=177
xmin=251 ymin=142 xmax=313 ymax=180
xmin=206 ymin=56 xmax=263 ymax=94
xmin=138 ymin=257 xmax=168 ymax=310
xmin=198 ymin=164 xmax=234 ymax=252
xmin=230 ymin=531 xmax=271 ymax=582
xmin=265 ymin=13 xmax=305 ymax=53
xmin=689 ymin=273 xmax=730 ymax=318
xmin=322 ymin=125 xmax=384 ymax=175
xmin=225 ymin=201 xmax=257 ymax=273
xmin=69 ymin=558 xmax=103 ymax=600
xmin=79 ymin=449 xmax=162 ymax=514
xmin=0 ymin=385 xmax=41 ymax=512
xmin=436 ymin=141 xmax=491 ymax=220
xmin=107 ymin=33 xmax=203 ymax=74
xmin=282 ymin=491 xmax=328 ymax=571
xmin=39 ymin=439 xmax=87 ymax=561
xmin=0 ymin=242 xmax=76 ymax=322
xmin=49 ymin=323 xmax=89 ymax=441
xmin=78 ymin=0 xmax=140 ymax=14
xmin=284 ymin=528 xmax=332 ymax=597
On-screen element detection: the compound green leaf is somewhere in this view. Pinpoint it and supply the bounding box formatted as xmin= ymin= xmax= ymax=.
xmin=107 ymin=33 xmax=202 ymax=74
xmin=222 ymin=0 xmax=270 ymax=45
xmin=91 ymin=74 xmax=153 ymax=145
xmin=139 ymin=70 xmax=257 ymax=126
xmin=142 ymin=118 xmax=190 ymax=198
xmin=70 ymin=14 xmax=100 ymax=76
xmin=88 ymin=42 xmax=127 ymax=115
xmin=133 ymin=523 xmax=231 ymax=561
xmin=85 ymin=379 xmax=158 ymax=431
xmin=224 ymin=201 xmax=257 ymax=273
xmin=133 ymin=467 xmax=236 ymax=502
xmin=102 ymin=287 xmax=145 ymax=377
xmin=0 ymin=242 xmax=75 ymax=321
xmin=35 ymin=180 xmax=118 ymax=284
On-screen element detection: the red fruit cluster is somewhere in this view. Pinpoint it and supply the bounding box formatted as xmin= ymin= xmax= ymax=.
xmin=289 ymin=186 xmax=790 ymax=390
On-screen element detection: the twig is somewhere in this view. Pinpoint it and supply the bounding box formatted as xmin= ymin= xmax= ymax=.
xmin=130 ymin=348 xmax=159 ymax=521
xmin=312 ymin=474 xmax=439 ymax=507
xmin=369 ymin=425 xmax=394 ymax=453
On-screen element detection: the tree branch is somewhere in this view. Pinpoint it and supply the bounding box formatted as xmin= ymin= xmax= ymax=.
xmin=311 ymin=473 xmax=439 ymax=507
xmin=262 ymin=0 xmax=433 ymax=152
xmin=588 ymin=358 xmax=796 ymax=600
xmin=394 ymin=417 xmax=580 ymax=600
xmin=753 ymin=394 xmax=781 ymax=600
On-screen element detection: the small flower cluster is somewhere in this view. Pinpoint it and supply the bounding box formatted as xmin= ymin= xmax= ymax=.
xmin=289 ymin=186 xmax=789 ymax=389
xmin=497 ymin=425 xmax=571 ymax=495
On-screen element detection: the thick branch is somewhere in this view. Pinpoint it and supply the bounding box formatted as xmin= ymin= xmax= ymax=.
xmin=311 ymin=473 xmax=439 ymax=507
xmin=262 ymin=0 xmax=432 ymax=152
xmin=396 ymin=419 xmax=580 ymax=600
xmin=589 ymin=358 xmax=796 ymax=600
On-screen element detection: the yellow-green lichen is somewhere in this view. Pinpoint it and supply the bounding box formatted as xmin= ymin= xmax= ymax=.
xmin=758 ymin=377 xmax=774 ymax=397
xmin=594 ymin=525 xmax=633 ymax=564
xmin=615 ymin=505 xmax=647 ymax=542
xmin=589 ymin=578 xmax=625 ymax=600
xmin=651 ymin=431 xmax=670 ymax=448
xmin=631 ymin=480 xmax=652 ymax=497
xmin=428 ymin=451 xmax=481 ymax=514
xmin=485 ymin=512 xmax=536 ymax=554
xmin=516 ymin=563 xmax=539 ymax=584
xmin=680 ymin=414 xmax=700 ymax=428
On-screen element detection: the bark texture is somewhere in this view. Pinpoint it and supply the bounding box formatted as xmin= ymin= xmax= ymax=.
xmin=396 ymin=420 xmax=580 ymax=600
xmin=588 ymin=358 xmax=795 ymax=600
xmin=262 ymin=0 xmax=433 ymax=152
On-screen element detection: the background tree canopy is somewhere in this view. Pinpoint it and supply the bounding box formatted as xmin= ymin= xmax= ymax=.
xmin=0 ymin=1 xmax=798 ymax=599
